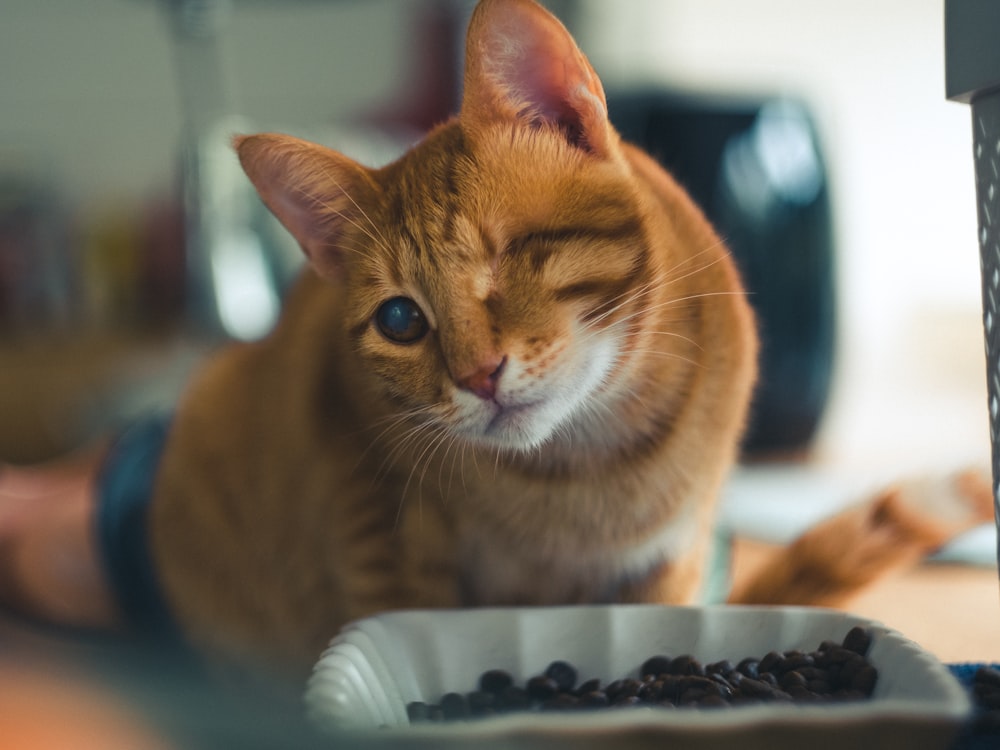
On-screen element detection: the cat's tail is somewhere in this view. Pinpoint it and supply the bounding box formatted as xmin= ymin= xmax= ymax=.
xmin=726 ymin=468 xmax=995 ymax=607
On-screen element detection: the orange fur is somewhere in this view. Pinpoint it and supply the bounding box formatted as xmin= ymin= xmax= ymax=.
xmin=151 ymin=0 xmax=756 ymax=677
xmin=0 ymin=0 xmax=991 ymax=686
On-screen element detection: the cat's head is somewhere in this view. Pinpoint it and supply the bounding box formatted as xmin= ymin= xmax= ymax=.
xmin=236 ymin=0 xmax=665 ymax=453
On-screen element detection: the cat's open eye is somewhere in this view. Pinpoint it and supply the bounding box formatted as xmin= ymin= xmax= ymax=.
xmin=375 ymin=297 xmax=429 ymax=344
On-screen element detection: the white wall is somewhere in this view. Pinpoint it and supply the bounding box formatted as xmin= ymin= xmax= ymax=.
xmin=579 ymin=0 xmax=989 ymax=477
xmin=0 ymin=0 xmax=415 ymax=212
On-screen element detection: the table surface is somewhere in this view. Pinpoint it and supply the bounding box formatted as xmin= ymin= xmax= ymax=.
xmin=732 ymin=536 xmax=1000 ymax=664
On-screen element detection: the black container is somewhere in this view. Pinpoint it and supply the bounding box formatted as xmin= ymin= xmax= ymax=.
xmin=609 ymin=91 xmax=836 ymax=457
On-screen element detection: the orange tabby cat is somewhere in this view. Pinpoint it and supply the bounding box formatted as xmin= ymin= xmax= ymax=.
xmin=0 ymin=0 xmax=992 ymax=684
xmin=152 ymin=0 xmax=756 ymax=675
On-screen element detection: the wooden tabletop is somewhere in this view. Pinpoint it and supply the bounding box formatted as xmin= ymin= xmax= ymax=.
xmin=732 ymin=536 xmax=1000 ymax=664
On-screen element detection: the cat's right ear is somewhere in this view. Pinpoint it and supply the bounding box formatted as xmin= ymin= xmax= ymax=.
xmin=234 ymin=134 xmax=374 ymax=280
xmin=461 ymin=0 xmax=614 ymax=158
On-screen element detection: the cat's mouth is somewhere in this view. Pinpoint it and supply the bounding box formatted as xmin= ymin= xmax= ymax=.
xmin=485 ymin=400 xmax=543 ymax=436
xmin=450 ymin=397 xmax=554 ymax=451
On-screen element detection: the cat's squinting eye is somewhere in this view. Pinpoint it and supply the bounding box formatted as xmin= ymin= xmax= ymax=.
xmin=375 ymin=297 xmax=429 ymax=344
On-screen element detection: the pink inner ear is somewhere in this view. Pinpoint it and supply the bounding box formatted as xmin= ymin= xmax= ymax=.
xmin=472 ymin=0 xmax=609 ymax=155
xmin=509 ymin=37 xmax=592 ymax=147
xmin=521 ymin=76 xmax=599 ymax=151
xmin=235 ymin=134 xmax=368 ymax=281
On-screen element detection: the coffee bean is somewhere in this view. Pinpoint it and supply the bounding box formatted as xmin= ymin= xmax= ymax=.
xmin=798 ymin=666 xmax=826 ymax=682
xmin=526 ymin=675 xmax=559 ymax=702
xmin=407 ymin=627 xmax=879 ymax=723
xmin=495 ymin=685 xmax=529 ymax=711
xmin=736 ymin=658 xmax=760 ymax=679
xmin=778 ymin=652 xmax=815 ymax=673
xmin=737 ymin=677 xmax=777 ymax=700
xmin=579 ymin=691 xmax=610 ymax=708
xmin=466 ymin=690 xmax=495 ymax=716
xmin=759 ymin=672 xmax=780 ymax=688
xmin=706 ymin=659 xmax=734 ymax=676
xmin=640 ymin=655 xmax=672 ymax=678
xmin=545 ymin=660 xmax=578 ymax=692
xmin=807 ymin=679 xmax=833 ymax=695
xmin=817 ymin=646 xmax=855 ymax=668
xmin=669 ymin=655 xmax=704 ymax=676
xmin=440 ymin=692 xmax=469 ymax=720
xmin=603 ymin=679 xmax=625 ymax=700
xmin=637 ymin=678 xmax=664 ymax=702
xmin=843 ymin=626 xmax=873 ymax=656
xmin=779 ymin=670 xmax=807 ymax=690
xmin=677 ymin=675 xmax=716 ymax=693
xmin=851 ymin=665 xmax=879 ymax=696
xmin=758 ymin=651 xmax=783 ymax=675
xmin=479 ymin=669 xmax=513 ymax=694
xmin=542 ymin=693 xmax=579 ymax=711
xmin=615 ymin=678 xmax=642 ymax=700
xmin=709 ymin=672 xmax=736 ymax=691
xmin=406 ymin=701 xmax=431 ymax=723
xmin=706 ymin=681 xmax=733 ymax=700
xmin=839 ymin=654 xmax=869 ymax=689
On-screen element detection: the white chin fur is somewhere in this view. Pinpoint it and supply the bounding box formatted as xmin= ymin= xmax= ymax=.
xmin=453 ymin=337 xmax=618 ymax=452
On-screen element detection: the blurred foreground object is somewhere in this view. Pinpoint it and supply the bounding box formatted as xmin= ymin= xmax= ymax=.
xmin=610 ymin=91 xmax=835 ymax=457
xmin=945 ymin=0 xmax=1000 ymax=570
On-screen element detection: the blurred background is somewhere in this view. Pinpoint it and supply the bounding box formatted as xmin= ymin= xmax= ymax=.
xmin=1 ymin=0 xmax=997 ymax=745
xmin=1 ymin=0 xmax=990 ymax=541
xmin=0 ymin=0 xmax=985 ymax=465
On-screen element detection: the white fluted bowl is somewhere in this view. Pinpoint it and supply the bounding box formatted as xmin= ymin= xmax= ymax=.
xmin=306 ymin=605 xmax=970 ymax=749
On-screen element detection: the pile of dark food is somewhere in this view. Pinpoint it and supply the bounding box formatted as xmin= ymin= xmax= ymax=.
xmin=407 ymin=626 xmax=878 ymax=723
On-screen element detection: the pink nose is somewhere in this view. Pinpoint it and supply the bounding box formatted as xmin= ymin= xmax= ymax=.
xmin=455 ymin=356 xmax=507 ymax=400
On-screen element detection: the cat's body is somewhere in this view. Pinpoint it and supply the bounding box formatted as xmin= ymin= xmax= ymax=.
xmin=153 ymin=120 xmax=755 ymax=672
xmin=0 ymin=0 xmax=991 ymax=685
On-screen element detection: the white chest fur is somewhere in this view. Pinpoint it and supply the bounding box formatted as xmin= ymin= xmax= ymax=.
xmin=457 ymin=501 xmax=702 ymax=605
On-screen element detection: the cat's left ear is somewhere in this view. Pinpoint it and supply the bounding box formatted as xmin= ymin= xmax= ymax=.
xmin=234 ymin=133 xmax=374 ymax=280
xmin=461 ymin=0 xmax=613 ymax=158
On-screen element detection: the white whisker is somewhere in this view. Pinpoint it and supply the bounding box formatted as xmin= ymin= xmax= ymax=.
xmin=395 ymin=422 xmax=451 ymax=529
xmin=307 ymin=163 xmax=396 ymax=256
